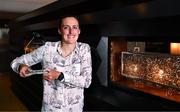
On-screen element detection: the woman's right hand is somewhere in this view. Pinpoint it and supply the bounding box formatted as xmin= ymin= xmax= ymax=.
xmin=19 ymin=64 xmax=30 ymax=77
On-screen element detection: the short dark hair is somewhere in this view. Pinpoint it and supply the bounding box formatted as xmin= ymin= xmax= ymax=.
xmin=58 ymin=15 xmax=80 ymax=29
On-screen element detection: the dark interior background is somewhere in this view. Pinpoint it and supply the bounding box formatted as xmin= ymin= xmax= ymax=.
xmin=1 ymin=0 xmax=180 ymax=111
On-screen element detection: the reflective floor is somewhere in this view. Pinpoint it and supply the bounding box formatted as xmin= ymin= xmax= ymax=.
xmin=0 ymin=72 xmax=28 ymax=111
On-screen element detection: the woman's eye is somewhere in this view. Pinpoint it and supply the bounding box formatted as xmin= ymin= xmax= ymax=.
xmin=63 ymin=26 xmax=69 ymax=29
xmin=73 ymin=26 xmax=79 ymax=29
xmin=62 ymin=25 xmax=79 ymax=30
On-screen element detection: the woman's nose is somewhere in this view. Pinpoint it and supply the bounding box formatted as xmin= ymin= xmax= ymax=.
xmin=68 ymin=28 xmax=72 ymax=34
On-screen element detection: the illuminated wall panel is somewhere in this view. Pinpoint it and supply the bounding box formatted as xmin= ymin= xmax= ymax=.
xmin=121 ymin=52 xmax=180 ymax=89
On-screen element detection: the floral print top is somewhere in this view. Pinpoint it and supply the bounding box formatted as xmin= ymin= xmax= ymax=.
xmin=11 ymin=41 xmax=92 ymax=112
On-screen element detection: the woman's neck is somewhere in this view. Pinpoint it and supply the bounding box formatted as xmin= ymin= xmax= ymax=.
xmin=60 ymin=42 xmax=76 ymax=57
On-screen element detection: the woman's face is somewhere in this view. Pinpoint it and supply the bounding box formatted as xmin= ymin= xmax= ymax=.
xmin=59 ymin=17 xmax=80 ymax=44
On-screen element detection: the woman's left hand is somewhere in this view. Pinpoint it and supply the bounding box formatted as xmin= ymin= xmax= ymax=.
xmin=43 ymin=68 xmax=60 ymax=82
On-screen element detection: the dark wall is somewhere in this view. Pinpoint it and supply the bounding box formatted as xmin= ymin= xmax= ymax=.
xmin=9 ymin=0 xmax=180 ymax=111
xmin=77 ymin=0 xmax=180 ymax=41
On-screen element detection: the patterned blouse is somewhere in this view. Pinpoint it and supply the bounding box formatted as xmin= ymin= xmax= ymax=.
xmin=11 ymin=41 xmax=92 ymax=112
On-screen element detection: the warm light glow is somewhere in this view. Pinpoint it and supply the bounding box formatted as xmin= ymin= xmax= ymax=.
xmin=170 ymin=43 xmax=180 ymax=55
xmin=132 ymin=64 xmax=138 ymax=72
xmin=135 ymin=3 xmax=147 ymax=16
xmin=158 ymin=69 xmax=164 ymax=79
xmin=121 ymin=52 xmax=180 ymax=89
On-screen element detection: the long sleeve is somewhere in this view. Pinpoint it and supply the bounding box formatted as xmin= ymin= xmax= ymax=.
xmin=10 ymin=45 xmax=45 ymax=74
xmin=63 ymin=44 xmax=92 ymax=88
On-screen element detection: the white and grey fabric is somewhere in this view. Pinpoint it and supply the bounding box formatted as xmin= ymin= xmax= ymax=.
xmin=11 ymin=41 xmax=92 ymax=112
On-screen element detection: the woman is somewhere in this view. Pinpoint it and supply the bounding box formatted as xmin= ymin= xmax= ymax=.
xmin=11 ymin=16 xmax=92 ymax=112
